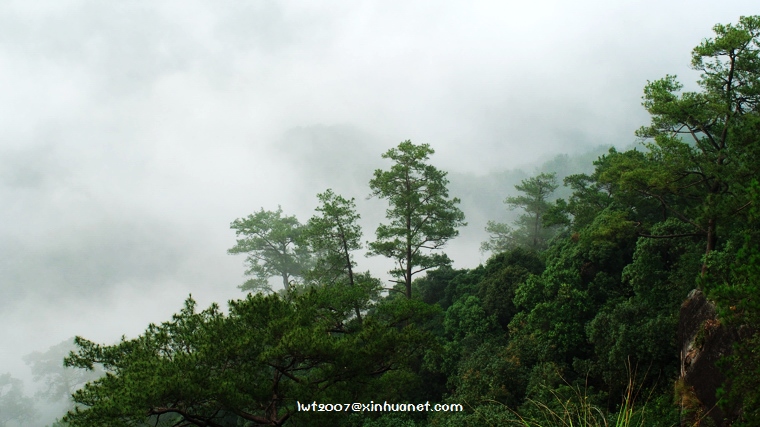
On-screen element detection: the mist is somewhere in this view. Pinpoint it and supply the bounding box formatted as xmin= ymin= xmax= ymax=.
xmin=1 ymin=1 xmax=757 ymax=424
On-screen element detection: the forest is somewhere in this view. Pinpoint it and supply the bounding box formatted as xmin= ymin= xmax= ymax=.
xmin=4 ymin=15 xmax=760 ymax=427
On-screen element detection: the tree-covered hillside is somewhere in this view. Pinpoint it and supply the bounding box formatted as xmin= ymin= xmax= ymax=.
xmin=37 ymin=16 xmax=760 ymax=427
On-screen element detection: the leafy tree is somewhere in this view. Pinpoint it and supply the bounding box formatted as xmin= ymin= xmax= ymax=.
xmin=435 ymin=17 xmax=760 ymax=425
xmin=477 ymin=248 xmax=543 ymax=331
xmin=304 ymin=191 xmax=361 ymax=283
xmin=625 ymin=15 xmax=760 ymax=275
xmin=501 ymin=205 xmax=640 ymax=403
xmin=482 ymin=172 xmax=559 ymax=252
xmin=228 ymin=206 xmax=310 ymax=292
xmin=413 ymin=265 xmax=463 ymax=310
xmin=707 ymin=180 xmax=760 ymax=425
xmin=548 ymin=169 xmax=613 ymax=231
xmin=445 ymin=339 xmax=527 ymax=410
xmin=616 ymin=15 xmax=760 ymax=423
xmin=368 ymin=140 xmax=466 ymax=299
xmin=481 ymin=220 xmax=517 ymax=254
xmin=586 ymin=217 xmax=702 ymax=397
xmin=444 ymin=295 xmax=498 ymax=342
xmin=61 ymin=285 xmax=435 ymax=426
xmin=0 ymin=373 xmax=36 ymax=427
xmin=304 ymin=189 xmax=368 ymax=320
xmin=418 ymin=249 xmax=545 ymax=422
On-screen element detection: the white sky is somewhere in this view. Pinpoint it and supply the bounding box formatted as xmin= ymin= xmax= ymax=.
xmin=1 ymin=1 xmax=757 ymax=418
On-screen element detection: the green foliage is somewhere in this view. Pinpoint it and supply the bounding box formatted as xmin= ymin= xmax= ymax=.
xmin=430 ymin=402 xmax=518 ymax=427
xmin=587 ymin=299 xmax=679 ymax=395
xmin=508 ymin=207 xmax=638 ymax=367
xmin=555 ymin=171 xmax=613 ymax=230
xmin=622 ymin=219 xmax=703 ymax=306
xmin=303 ymin=189 xmax=363 ymax=287
xmin=229 ymin=206 xmax=311 ymax=292
xmin=444 ymin=296 xmax=498 ymax=341
xmin=414 ymin=265 xmax=473 ymax=310
xmin=707 ymin=181 xmax=760 ymax=425
xmin=477 ymin=249 xmax=543 ymax=331
xmin=424 ymin=249 xmax=546 ymax=422
xmin=448 ymin=341 xmax=527 ymax=409
xmin=482 ymin=220 xmax=517 ymax=253
xmin=349 ymin=412 xmax=427 ymax=427
xmin=510 ymin=282 xmax=594 ymax=367
xmin=631 ymin=15 xmax=760 ymax=274
xmin=368 ymin=140 xmax=466 ymax=298
xmin=631 ymin=15 xmax=760 ymax=424
xmin=53 ymin=16 xmax=760 ymax=426
xmin=483 ymin=173 xmax=560 ymax=253
xmin=431 ymin=366 xmax=678 ymax=427
xmin=62 ymin=283 xmax=435 ymax=426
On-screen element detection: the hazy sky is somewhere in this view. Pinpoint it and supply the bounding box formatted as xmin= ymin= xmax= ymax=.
xmin=1 ymin=0 xmax=757 ymax=411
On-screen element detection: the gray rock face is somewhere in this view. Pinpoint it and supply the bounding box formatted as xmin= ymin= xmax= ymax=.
xmin=678 ymin=289 xmax=738 ymax=426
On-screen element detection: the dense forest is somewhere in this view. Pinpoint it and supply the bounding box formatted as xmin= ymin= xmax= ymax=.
xmin=4 ymin=15 xmax=760 ymax=427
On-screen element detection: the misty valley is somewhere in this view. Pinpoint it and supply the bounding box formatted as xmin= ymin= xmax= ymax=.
xmin=3 ymin=13 xmax=760 ymax=427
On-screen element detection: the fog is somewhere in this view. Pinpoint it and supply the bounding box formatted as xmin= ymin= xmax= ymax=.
xmin=1 ymin=1 xmax=756 ymax=424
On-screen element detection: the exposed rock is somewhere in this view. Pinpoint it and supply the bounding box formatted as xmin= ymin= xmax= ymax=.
xmin=677 ymin=289 xmax=738 ymax=426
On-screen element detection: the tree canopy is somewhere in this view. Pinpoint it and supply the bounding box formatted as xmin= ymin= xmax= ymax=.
xmin=482 ymin=172 xmax=559 ymax=252
xmin=626 ymin=15 xmax=760 ymax=275
xmin=303 ymin=189 xmax=362 ymax=287
xmin=62 ymin=286 xmax=435 ymax=426
xmin=368 ymin=140 xmax=466 ymax=298
xmin=228 ymin=206 xmax=310 ymax=292
xmin=40 ymin=15 xmax=760 ymax=427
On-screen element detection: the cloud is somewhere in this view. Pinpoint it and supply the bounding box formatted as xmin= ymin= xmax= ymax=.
xmin=1 ymin=3 xmax=758 ymax=423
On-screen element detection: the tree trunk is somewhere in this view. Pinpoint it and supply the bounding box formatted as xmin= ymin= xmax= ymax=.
xmin=341 ymin=226 xmax=362 ymax=322
xmin=405 ymin=171 xmax=413 ymax=299
xmin=701 ymin=218 xmax=717 ymax=277
xmin=406 ymin=244 xmax=413 ymax=299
